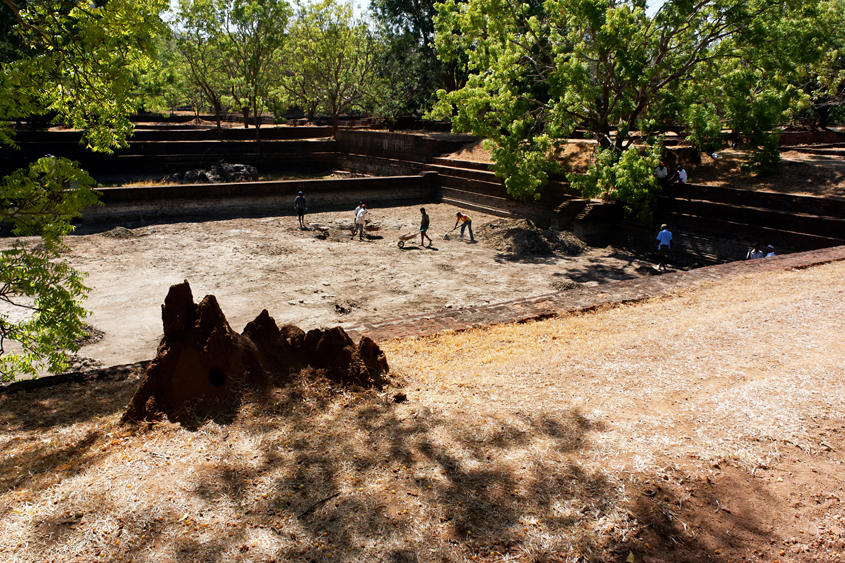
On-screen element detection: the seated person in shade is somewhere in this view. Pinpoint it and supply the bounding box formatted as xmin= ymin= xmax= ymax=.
xmin=747 ymin=242 xmax=765 ymax=259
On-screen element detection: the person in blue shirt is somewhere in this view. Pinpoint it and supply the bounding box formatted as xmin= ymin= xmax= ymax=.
xmin=656 ymin=224 xmax=672 ymax=270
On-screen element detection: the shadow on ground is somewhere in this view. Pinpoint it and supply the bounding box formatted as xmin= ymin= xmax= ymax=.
xmin=0 ymin=368 xmax=814 ymax=563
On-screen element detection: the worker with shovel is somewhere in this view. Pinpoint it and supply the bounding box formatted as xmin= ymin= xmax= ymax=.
xmin=352 ymin=203 xmax=367 ymax=240
xmin=453 ymin=212 xmax=475 ymax=242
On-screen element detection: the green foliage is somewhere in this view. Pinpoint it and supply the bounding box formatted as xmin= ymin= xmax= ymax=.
xmin=370 ymin=0 xmax=462 ymax=118
xmin=740 ymin=134 xmax=781 ymax=175
xmin=275 ymin=0 xmax=380 ymax=132
xmin=569 ymin=142 xmax=663 ymax=222
xmin=683 ymin=104 xmax=723 ymax=153
xmin=430 ymin=0 xmax=832 ymax=216
xmin=1 ymin=0 xmax=165 ymax=380
xmin=0 ymin=157 xmax=101 ymax=381
xmin=1 ymin=0 xmax=168 ymax=152
xmin=173 ymin=0 xmax=229 ymax=128
xmin=220 ymin=0 xmax=291 ymax=130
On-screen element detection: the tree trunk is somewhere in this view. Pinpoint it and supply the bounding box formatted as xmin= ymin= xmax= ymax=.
xmin=817 ymin=105 xmax=830 ymax=131
xmin=213 ymin=102 xmax=223 ymax=141
xmin=242 ymin=107 xmax=250 ymax=128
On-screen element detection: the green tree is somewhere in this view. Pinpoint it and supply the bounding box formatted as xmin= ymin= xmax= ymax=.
xmin=370 ymin=0 xmax=462 ymax=121
xmin=220 ymin=0 xmax=291 ymax=135
xmin=277 ymin=0 xmax=380 ymax=133
xmin=800 ymin=0 xmax=845 ymax=129
xmin=0 ymin=0 xmax=166 ymax=380
xmin=134 ymin=35 xmax=193 ymax=116
xmin=431 ymin=0 xmax=829 ymax=217
xmin=173 ymin=0 xmax=229 ymax=132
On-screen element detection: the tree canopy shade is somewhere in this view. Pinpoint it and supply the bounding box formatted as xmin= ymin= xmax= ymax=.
xmin=431 ymin=0 xmax=833 ymax=218
xmin=0 ymin=0 xmax=166 ymax=380
xmin=370 ymin=0 xmax=469 ymax=121
xmin=1 ymin=0 xmax=168 ymax=150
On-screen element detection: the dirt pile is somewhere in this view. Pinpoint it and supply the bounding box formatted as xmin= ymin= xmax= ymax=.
xmin=122 ymin=281 xmax=389 ymax=425
xmin=477 ymin=218 xmax=588 ymax=256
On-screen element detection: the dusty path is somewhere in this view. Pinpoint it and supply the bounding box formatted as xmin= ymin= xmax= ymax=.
xmin=62 ymin=204 xmax=659 ymax=367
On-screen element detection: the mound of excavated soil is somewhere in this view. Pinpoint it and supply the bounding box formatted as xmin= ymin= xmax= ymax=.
xmin=122 ymin=281 xmax=389 ymax=426
xmin=101 ymin=226 xmax=136 ymax=239
xmin=477 ymin=218 xmax=588 ymax=256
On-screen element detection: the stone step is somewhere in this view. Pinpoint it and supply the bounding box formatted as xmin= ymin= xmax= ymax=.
xmin=662 ymin=211 xmax=845 ymax=253
xmin=438 ymin=175 xmax=511 ymax=198
xmin=663 ymin=197 xmax=845 ymax=239
xmin=425 ymin=163 xmax=502 ymax=183
xmin=667 ymin=184 xmax=845 ymax=216
xmin=439 ymin=196 xmax=520 ymax=219
xmin=440 ymin=186 xmax=524 ymax=213
xmin=430 ymin=157 xmax=493 ymax=172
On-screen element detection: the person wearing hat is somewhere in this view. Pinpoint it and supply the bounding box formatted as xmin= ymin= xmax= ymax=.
xmin=656 ymin=224 xmax=672 ymax=270
xmin=419 ymin=207 xmax=433 ymax=247
xmin=294 ymin=191 xmax=307 ymax=229
xmin=352 ymin=203 xmax=367 ymax=240
xmin=655 ymin=161 xmax=669 ymax=187
xmin=764 ymin=244 xmax=775 ymax=257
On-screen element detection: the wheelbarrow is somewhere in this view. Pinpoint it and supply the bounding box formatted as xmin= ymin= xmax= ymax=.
xmin=397 ymin=231 xmax=418 ymax=248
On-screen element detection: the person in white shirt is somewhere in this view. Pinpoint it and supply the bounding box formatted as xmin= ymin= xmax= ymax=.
xmin=352 ymin=204 xmax=367 ymax=240
xmin=747 ymin=242 xmax=764 ymax=259
xmin=656 ymin=224 xmax=672 ymax=270
xmin=676 ymin=164 xmax=687 ymax=184
xmin=764 ymin=244 xmax=775 ymax=257
xmin=655 ymin=162 xmax=669 ymax=187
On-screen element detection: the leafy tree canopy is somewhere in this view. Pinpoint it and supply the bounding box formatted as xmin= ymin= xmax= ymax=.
xmin=276 ymin=0 xmax=380 ymax=132
xmin=431 ymin=0 xmax=832 ymax=219
xmin=0 ymin=0 xmax=166 ymax=380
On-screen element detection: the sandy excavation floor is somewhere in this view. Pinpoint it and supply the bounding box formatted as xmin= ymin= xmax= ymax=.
xmin=56 ymin=203 xmax=660 ymax=367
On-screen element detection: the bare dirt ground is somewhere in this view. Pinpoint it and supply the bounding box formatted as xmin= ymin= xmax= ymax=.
xmin=1 ymin=262 xmax=843 ymax=563
xmin=60 ymin=203 xmax=658 ymax=368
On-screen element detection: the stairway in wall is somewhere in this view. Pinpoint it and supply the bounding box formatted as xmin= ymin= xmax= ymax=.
xmin=656 ymin=184 xmax=845 ymax=255
xmin=424 ymin=157 xmax=583 ymax=227
xmin=425 ymin=158 xmax=520 ymax=218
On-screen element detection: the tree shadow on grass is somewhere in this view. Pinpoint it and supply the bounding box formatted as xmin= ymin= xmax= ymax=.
xmin=2 ymin=372 xmax=785 ymax=563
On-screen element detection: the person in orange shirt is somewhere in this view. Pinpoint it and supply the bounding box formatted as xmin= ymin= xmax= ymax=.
xmin=453 ymin=212 xmax=475 ymax=242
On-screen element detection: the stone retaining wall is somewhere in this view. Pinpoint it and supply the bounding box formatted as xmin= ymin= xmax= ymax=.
xmin=82 ymin=173 xmax=439 ymax=226
xmin=779 ymin=130 xmax=845 ymax=146
xmin=336 ymin=130 xmax=476 ymax=175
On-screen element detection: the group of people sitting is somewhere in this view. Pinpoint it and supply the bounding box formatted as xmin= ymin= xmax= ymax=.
xmin=656 ymin=162 xmax=687 ymax=187
xmin=747 ymin=242 xmax=775 ymax=259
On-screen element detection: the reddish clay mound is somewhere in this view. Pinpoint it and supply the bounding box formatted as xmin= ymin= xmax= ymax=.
xmin=122 ymin=281 xmax=389 ymax=425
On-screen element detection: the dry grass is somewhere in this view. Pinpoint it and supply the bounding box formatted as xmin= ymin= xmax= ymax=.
xmin=1 ymin=262 xmax=844 ymax=562
xmin=445 ymin=139 xmax=596 ymax=175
